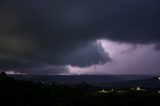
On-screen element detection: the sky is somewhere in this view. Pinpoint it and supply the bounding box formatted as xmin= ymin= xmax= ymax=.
xmin=0 ymin=0 xmax=160 ymax=75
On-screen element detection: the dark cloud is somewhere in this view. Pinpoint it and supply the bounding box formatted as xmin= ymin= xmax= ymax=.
xmin=0 ymin=59 xmax=69 ymax=75
xmin=0 ymin=0 xmax=160 ymax=74
xmin=58 ymin=42 xmax=111 ymax=67
xmin=0 ymin=0 xmax=5 ymax=7
xmin=0 ymin=58 xmax=38 ymax=71
xmin=21 ymin=65 xmax=69 ymax=75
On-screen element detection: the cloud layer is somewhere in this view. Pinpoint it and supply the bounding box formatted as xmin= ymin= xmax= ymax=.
xmin=0 ymin=0 xmax=160 ymax=74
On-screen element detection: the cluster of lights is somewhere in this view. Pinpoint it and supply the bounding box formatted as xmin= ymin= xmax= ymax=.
xmin=98 ymin=86 xmax=147 ymax=94
xmin=136 ymin=86 xmax=142 ymax=91
xmin=98 ymin=89 xmax=114 ymax=94
xmin=131 ymin=86 xmax=146 ymax=91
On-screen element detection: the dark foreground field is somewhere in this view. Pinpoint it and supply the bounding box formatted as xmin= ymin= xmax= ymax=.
xmin=1 ymin=73 xmax=160 ymax=106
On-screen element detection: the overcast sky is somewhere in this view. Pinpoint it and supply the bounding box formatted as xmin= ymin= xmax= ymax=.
xmin=0 ymin=0 xmax=160 ymax=75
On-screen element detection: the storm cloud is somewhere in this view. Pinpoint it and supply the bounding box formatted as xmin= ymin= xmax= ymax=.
xmin=0 ymin=0 xmax=160 ymax=74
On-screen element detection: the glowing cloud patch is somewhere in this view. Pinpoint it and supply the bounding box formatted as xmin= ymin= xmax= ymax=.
xmin=5 ymin=71 xmax=27 ymax=75
xmin=66 ymin=39 xmax=160 ymax=75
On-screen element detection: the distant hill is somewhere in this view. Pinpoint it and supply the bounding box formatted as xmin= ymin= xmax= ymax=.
xmin=94 ymin=77 xmax=160 ymax=88
xmin=10 ymin=75 xmax=155 ymax=85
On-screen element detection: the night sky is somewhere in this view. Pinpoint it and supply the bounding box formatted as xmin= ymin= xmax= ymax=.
xmin=0 ymin=0 xmax=160 ymax=75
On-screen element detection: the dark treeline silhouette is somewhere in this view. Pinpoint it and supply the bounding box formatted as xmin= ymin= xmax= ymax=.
xmin=0 ymin=72 xmax=160 ymax=106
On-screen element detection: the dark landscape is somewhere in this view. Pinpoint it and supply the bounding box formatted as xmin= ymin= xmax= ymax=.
xmin=0 ymin=72 xmax=160 ymax=106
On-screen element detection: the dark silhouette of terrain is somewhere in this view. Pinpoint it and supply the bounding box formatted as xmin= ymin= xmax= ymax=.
xmin=112 ymin=77 xmax=160 ymax=88
xmin=1 ymin=72 xmax=160 ymax=106
xmin=95 ymin=77 xmax=160 ymax=89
